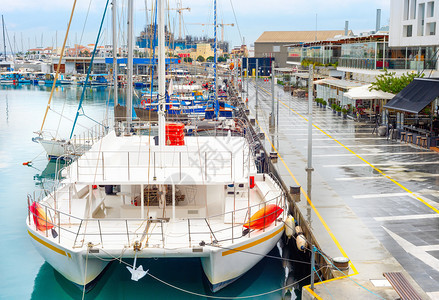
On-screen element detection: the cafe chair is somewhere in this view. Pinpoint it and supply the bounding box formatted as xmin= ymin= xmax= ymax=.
xmin=421 ymin=137 xmax=428 ymax=148
xmin=416 ymin=135 xmax=422 ymax=146
xmin=406 ymin=133 xmax=413 ymax=143
xmin=400 ymin=132 xmax=406 ymax=142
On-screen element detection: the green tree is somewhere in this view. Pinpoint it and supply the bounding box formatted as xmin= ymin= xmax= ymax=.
xmin=196 ymin=55 xmax=205 ymax=62
xmin=370 ymin=70 xmax=424 ymax=94
xmin=183 ymin=57 xmax=193 ymax=63
xmin=206 ymin=56 xmax=214 ymax=62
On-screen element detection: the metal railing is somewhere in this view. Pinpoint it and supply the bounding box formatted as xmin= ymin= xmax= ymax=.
xmin=27 ymin=186 xmax=286 ymax=250
xmin=64 ymin=148 xmax=238 ymax=182
xmin=338 ymin=57 xmax=436 ymax=70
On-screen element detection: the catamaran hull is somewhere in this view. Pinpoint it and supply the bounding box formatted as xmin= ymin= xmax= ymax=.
xmin=27 ymin=227 xmax=109 ymax=290
xmin=201 ymin=224 xmax=284 ymax=292
xmin=27 ymin=223 xmax=284 ymax=293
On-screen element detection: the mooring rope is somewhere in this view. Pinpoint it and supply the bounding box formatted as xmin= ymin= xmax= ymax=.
xmin=97 ymin=246 xmax=320 ymax=299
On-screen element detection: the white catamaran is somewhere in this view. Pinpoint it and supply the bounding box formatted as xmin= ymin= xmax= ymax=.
xmin=27 ymin=0 xmax=287 ymax=293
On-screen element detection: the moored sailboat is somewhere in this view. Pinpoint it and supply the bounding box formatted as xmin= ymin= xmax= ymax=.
xmin=26 ymin=0 xmax=287 ymax=293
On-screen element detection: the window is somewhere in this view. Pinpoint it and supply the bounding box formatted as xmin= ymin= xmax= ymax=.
xmin=404 ymin=25 xmax=413 ymax=37
xmin=404 ymin=0 xmax=410 ymax=20
xmin=427 ymin=1 xmax=435 ymax=17
xmin=410 ymin=0 xmax=417 ymax=19
xmin=418 ymin=3 xmax=425 ymax=35
xmin=427 ymin=22 xmax=436 ymax=35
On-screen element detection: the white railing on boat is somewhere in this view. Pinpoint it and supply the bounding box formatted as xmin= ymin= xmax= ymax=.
xmin=62 ymin=148 xmax=251 ymax=183
xmin=27 ymin=184 xmax=286 ymax=250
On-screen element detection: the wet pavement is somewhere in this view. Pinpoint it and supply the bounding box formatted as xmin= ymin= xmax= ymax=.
xmin=244 ymin=78 xmax=439 ymax=299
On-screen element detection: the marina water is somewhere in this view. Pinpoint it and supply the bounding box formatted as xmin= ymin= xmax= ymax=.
xmin=0 ymin=84 xmax=303 ymax=299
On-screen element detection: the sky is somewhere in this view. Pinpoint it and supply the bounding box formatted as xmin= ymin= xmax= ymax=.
xmin=0 ymin=0 xmax=390 ymax=53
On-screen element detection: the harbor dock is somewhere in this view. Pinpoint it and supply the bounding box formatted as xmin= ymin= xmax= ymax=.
xmin=245 ymin=78 xmax=439 ymax=299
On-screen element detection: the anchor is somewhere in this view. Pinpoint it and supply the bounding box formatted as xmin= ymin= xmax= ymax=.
xmin=126 ymin=241 xmax=148 ymax=281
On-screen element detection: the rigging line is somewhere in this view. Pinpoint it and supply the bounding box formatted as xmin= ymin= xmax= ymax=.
xmin=81 ymin=246 xmax=90 ymax=300
xmin=70 ymin=0 xmax=110 ymax=139
xmin=48 ymin=108 xmax=91 ymax=130
xmin=4 ymin=24 xmax=15 ymax=59
xmin=148 ymin=267 xmax=318 ymax=299
xmin=74 ymin=0 xmax=93 ymax=64
xmin=315 ymin=248 xmax=386 ymax=300
xmin=208 ymin=243 xmax=312 ymax=265
xmin=229 ymin=0 xmax=243 ymax=44
xmin=314 ymin=268 xmax=335 ymax=300
xmin=150 ymin=0 xmax=159 ymax=104
xmin=144 ymin=0 xmax=149 ymax=26
xmin=40 ymin=0 xmax=77 ymax=132
xmin=96 ymin=247 xmax=319 ymax=299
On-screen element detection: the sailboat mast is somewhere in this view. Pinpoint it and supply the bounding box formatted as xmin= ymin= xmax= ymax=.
xmin=112 ymin=0 xmax=118 ymax=106
xmin=213 ymin=0 xmax=217 ymax=105
xmin=2 ymin=16 xmax=6 ymax=60
xmin=127 ymin=0 xmax=133 ymax=122
xmin=158 ymin=0 xmax=166 ymax=147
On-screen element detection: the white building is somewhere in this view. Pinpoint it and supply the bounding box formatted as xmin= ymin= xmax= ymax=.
xmin=390 ymin=0 xmax=438 ymax=47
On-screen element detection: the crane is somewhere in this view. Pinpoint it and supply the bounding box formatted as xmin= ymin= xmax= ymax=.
xmin=186 ymin=22 xmax=234 ymax=42
xmin=171 ymin=4 xmax=190 ymax=40
xmin=143 ymin=3 xmax=190 ymax=40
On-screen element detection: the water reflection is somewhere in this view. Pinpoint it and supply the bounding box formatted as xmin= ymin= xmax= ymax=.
xmin=30 ymin=251 xmax=284 ymax=299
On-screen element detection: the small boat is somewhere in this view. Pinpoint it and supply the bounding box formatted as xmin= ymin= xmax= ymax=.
xmin=79 ymin=74 xmax=109 ymax=86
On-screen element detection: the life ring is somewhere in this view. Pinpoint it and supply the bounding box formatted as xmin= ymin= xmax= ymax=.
xmin=141 ymin=99 xmax=147 ymax=107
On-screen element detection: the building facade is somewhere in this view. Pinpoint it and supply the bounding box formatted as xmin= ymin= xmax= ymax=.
xmin=255 ymin=30 xmax=352 ymax=68
xmin=390 ymin=0 xmax=438 ymax=47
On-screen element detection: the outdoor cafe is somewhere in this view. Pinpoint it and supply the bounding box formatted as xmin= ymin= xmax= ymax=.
xmin=383 ymin=78 xmax=439 ymax=148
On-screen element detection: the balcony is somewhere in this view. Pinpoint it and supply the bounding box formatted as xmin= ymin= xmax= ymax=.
xmin=338 ymin=58 xmax=435 ymax=70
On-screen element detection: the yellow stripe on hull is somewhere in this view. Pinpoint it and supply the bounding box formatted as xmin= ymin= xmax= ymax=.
xmin=28 ymin=230 xmax=69 ymax=257
xmin=222 ymin=226 xmax=284 ymax=256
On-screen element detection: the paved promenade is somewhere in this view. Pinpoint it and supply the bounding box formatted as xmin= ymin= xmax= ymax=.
xmin=245 ymin=78 xmax=439 ymax=299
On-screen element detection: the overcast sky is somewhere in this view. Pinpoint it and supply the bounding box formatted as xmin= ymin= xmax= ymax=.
xmin=0 ymin=0 xmax=390 ymax=52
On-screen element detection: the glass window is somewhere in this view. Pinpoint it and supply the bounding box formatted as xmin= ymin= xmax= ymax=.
xmin=427 ymin=1 xmax=434 ymax=17
xmin=427 ymin=22 xmax=436 ymax=35
xmin=404 ymin=0 xmax=410 ymax=20
xmin=404 ymin=25 xmax=413 ymax=37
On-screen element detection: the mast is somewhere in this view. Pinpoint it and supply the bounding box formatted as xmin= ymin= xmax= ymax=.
xmin=158 ymin=0 xmax=166 ymax=147
xmin=112 ymin=0 xmax=118 ymax=106
xmin=127 ymin=0 xmax=133 ymax=123
xmin=213 ymin=0 xmax=218 ymax=118
xmin=2 ymin=16 xmax=6 ymax=60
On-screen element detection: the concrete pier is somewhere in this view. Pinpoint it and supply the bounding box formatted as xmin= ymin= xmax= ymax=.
xmin=244 ymin=78 xmax=439 ymax=299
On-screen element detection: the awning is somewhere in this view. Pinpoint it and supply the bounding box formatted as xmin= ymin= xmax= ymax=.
xmin=344 ymin=84 xmax=395 ymax=100
xmin=384 ymin=78 xmax=439 ymax=113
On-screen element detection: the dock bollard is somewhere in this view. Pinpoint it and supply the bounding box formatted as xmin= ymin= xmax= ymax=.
xmin=331 ymin=257 xmax=350 ymax=277
xmin=290 ymin=186 xmax=301 ymax=203
xmin=269 ymin=152 xmax=278 ymax=163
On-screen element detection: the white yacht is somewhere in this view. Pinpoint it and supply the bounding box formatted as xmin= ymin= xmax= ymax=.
xmin=26 ymin=0 xmax=287 ymax=293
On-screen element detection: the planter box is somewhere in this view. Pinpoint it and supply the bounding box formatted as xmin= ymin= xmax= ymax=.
xmin=337 ymin=111 xmax=341 ymax=116
xmin=293 ymin=90 xmax=306 ymax=98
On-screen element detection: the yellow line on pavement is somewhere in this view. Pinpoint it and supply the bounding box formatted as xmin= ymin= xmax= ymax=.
xmin=258 ymin=85 xmax=439 ymax=214
xmin=276 ymin=97 xmax=439 ymax=215
xmin=255 ymin=119 xmax=358 ymax=276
